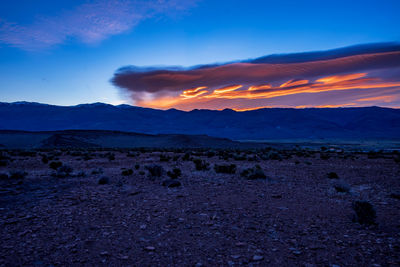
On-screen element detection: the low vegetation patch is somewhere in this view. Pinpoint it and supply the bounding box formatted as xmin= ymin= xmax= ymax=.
xmin=240 ymin=165 xmax=266 ymax=180
xmin=214 ymin=164 xmax=236 ymax=174
xmin=145 ymin=164 xmax=164 ymax=178
xmin=53 ymin=164 xmax=73 ymax=178
xmin=162 ymin=179 xmax=181 ymax=188
xmin=9 ymin=170 xmax=27 ymax=180
xmin=121 ymin=169 xmax=133 ymax=176
xmin=333 ymin=180 xmax=351 ymax=193
xmin=98 ymin=176 xmax=110 ymax=185
xmin=160 ymin=154 xmax=171 ymax=162
xmin=49 ymin=161 xmax=62 ymax=170
xmin=193 ymin=159 xmax=210 ymax=171
xmin=352 ymin=200 xmax=377 ymax=225
xmin=167 ymin=168 xmax=182 ymax=179
xmin=327 ymin=172 xmax=339 ymax=179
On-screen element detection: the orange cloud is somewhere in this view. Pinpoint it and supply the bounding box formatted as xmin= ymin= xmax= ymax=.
xmin=180 ymin=86 xmax=208 ymax=98
xmin=248 ymin=84 xmax=272 ymax=91
xmin=112 ymin=44 xmax=400 ymax=110
xmin=297 ymin=103 xmax=358 ymax=108
xmin=137 ymin=72 xmax=400 ymax=110
xmin=213 ymin=85 xmax=243 ymax=94
xmin=356 ymin=95 xmax=397 ymax=102
xmin=279 ymin=79 xmax=309 ymax=88
xmin=316 ymin=73 xmax=367 ymax=84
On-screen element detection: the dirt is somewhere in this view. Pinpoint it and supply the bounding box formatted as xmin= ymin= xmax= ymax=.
xmin=1 ymin=149 xmax=399 ymax=266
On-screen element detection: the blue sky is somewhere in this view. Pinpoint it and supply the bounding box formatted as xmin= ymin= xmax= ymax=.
xmin=0 ymin=0 xmax=399 ymax=108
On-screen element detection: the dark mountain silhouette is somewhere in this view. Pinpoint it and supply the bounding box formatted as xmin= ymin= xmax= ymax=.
xmin=0 ymin=130 xmax=256 ymax=149
xmin=0 ymin=102 xmax=399 ymax=140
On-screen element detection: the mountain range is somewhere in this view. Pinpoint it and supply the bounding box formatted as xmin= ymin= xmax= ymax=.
xmin=1 ymin=102 xmax=399 ymax=140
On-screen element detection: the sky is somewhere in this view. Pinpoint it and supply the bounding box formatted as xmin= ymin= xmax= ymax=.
xmin=0 ymin=0 xmax=400 ymax=110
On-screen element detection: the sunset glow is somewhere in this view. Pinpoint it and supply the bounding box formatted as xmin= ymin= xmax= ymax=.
xmin=113 ymin=47 xmax=400 ymax=110
xmin=137 ymin=72 xmax=400 ymax=110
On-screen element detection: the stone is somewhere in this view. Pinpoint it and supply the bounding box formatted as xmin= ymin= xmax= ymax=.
xmin=252 ymin=255 xmax=264 ymax=261
xmin=162 ymin=179 xmax=181 ymax=188
xmin=144 ymin=246 xmax=155 ymax=251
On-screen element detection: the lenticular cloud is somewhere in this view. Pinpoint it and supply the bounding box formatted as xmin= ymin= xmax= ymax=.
xmin=111 ymin=43 xmax=400 ymax=110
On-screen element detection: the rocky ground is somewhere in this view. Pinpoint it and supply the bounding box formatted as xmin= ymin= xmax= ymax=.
xmin=0 ymin=149 xmax=399 ymax=266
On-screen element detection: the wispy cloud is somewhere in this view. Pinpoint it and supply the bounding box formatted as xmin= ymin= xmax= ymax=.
xmin=0 ymin=0 xmax=198 ymax=50
xmin=111 ymin=43 xmax=400 ymax=110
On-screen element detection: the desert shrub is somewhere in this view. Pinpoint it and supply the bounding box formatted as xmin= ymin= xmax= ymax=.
xmin=18 ymin=151 xmax=37 ymax=157
xmin=327 ymin=172 xmax=339 ymax=179
xmin=352 ymin=201 xmax=377 ymax=225
xmin=193 ymin=159 xmax=210 ymax=171
xmin=162 ymin=179 xmax=181 ymax=188
xmin=9 ymin=170 xmax=27 ymax=180
xmin=333 ymin=180 xmax=351 ymax=193
xmin=240 ymin=165 xmax=266 ymax=180
xmin=134 ymin=164 xmax=140 ymax=170
xmin=207 ymin=151 xmax=216 ymax=158
xmin=54 ymin=164 xmax=73 ymax=178
xmin=233 ymin=153 xmax=246 ymax=161
xmin=145 ymin=164 xmax=164 ymax=178
xmin=139 ymin=171 xmax=145 ymax=175
xmin=127 ymin=152 xmax=136 ymax=157
xmin=49 ymin=161 xmax=62 ymax=170
xmin=98 ymin=176 xmax=110 ymax=185
xmin=247 ymin=155 xmax=257 ymax=161
xmin=320 ymin=153 xmax=330 ymax=160
xmin=121 ymin=169 xmax=133 ymax=176
xmin=0 ymin=151 xmax=8 ymax=159
xmin=103 ymin=152 xmax=115 ymax=161
xmin=167 ymin=168 xmax=182 ymax=179
xmin=0 ymin=160 xmax=8 ymax=167
xmin=266 ymin=151 xmax=282 ymax=160
xmin=160 ymin=154 xmax=171 ymax=162
xmin=76 ymin=171 xmax=86 ymax=177
xmin=214 ymin=164 xmax=236 ymax=174
xmin=81 ymin=152 xmax=93 ymax=161
xmin=0 ymin=173 xmax=9 ymax=180
xmin=41 ymin=155 xmax=49 ymax=164
xmin=367 ymin=151 xmax=380 ymax=159
xmin=182 ymin=152 xmax=191 ymax=161
xmin=172 ymin=155 xmax=180 ymax=161
xmin=295 ymin=161 xmax=300 ymax=165
xmin=389 ymin=193 xmax=400 ymax=200
xmin=91 ymin=168 xmax=103 ymax=175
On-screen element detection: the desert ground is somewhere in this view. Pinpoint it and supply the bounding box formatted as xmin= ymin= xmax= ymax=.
xmin=1 ymin=148 xmax=399 ymax=266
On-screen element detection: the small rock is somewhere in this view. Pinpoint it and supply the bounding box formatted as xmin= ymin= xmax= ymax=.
xmin=162 ymin=179 xmax=181 ymax=188
xmin=144 ymin=246 xmax=155 ymax=251
xmin=98 ymin=176 xmax=109 ymax=185
xmin=292 ymin=250 xmax=301 ymax=255
xmin=252 ymin=255 xmax=264 ymax=261
xmin=235 ymin=242 xmax=246 ymax=247
xmin=100 ymin=251 xmax=109 ymax=256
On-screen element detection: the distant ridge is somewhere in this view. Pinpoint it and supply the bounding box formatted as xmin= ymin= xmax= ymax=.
xmin=0 ymin=102 xmax=399 ymax=140
xmin=0 ymin=130 xmax=254 ymax=149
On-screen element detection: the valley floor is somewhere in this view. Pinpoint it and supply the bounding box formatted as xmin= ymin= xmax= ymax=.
xmin=1 ymin=149 xmax=399 ymax=266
